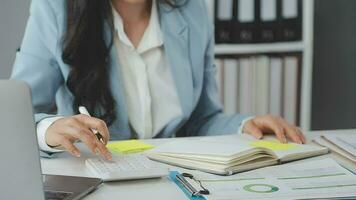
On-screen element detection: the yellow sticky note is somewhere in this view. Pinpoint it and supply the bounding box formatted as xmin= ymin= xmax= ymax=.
xmin=107 ymin=140 xmax=155 ymax=154
xmin=250 ymin=140 xmax=297 ymax=151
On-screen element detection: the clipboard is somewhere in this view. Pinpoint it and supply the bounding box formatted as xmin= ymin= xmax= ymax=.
xmin=169 ymin=171 xmax=207 ymax=200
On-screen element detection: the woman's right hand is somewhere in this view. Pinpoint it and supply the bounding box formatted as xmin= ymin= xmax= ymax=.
xmin=45 ymin=114 xmax=112 ymax=160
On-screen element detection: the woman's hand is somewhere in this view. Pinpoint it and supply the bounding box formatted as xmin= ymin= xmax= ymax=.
xmin=243 ymin=115 xmax=306 ymax=144
xmin=45 ymin=114 xmax=112 ymax=160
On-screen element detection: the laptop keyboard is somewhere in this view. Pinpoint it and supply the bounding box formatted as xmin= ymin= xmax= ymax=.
xmin=44 ymin=190 xmax=72 ymax=200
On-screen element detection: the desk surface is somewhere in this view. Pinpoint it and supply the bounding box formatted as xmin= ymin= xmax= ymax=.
xmin=40 ymin=129 xmax=356 ymax=200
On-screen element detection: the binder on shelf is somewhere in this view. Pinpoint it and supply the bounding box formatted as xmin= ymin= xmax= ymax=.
xmin=217 ymin=54 xmax=302 ymax=126
xmin=269 ymin=57 xmax=283 ymax=116
xmin=259 ymin=0 xmax=281 ymax=43
xmin=254 ymin=56 xmax=270 ymax=115
xmin=234 ymin=0 xmax=260 ymax=43
xmin=280 ymin=0 xmax=302 ymax=41
xmin=283 ymin=56 xmax=300 ymax=125
xmin=214 ymin=0 xmax=303 ymax=44
xmin=223 ymin=59 xmax=239 ymax=114
xmin=239 ymin=57 xmax=255 ymax=115
xmin=214 ymin=0 xmax=234 ymax=43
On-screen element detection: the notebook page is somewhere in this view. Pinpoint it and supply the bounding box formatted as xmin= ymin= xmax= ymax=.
xmin=147 ymin=135 xmax=254 ymax=158
xmin=270 ymin=143 xmax=328 ymax=161
xmin=223 ymin=134 xmax=329 ymax=161
xmin=199 ymin=134 xmax=327 ymax=160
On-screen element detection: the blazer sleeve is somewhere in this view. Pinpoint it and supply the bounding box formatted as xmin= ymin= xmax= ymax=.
xmin=11 ymin=0 xmax=64 ymax=123
xmin=178 ymin=1 xmax=252 ymax=137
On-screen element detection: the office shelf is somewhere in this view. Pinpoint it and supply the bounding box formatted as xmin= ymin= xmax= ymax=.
xmin=209 ymin=0 xmax=314 ymax=131
xmin=215 ymin=42 xmax=305 ymax=55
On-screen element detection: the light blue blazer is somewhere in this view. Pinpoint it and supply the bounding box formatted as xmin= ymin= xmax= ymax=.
xmin=11 ymin=0 xmax=249 ymax=140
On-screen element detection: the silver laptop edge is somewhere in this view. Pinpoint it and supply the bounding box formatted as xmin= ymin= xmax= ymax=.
xmin=0 ymin=80 xmax=101 ymax=200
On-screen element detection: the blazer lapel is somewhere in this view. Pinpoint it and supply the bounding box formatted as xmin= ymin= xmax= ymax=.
xmin=159 ymin=4 xmax=194 ymax=118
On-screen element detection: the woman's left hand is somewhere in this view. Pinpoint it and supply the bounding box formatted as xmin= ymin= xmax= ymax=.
xmin=242 ymin=115 xmax=306 ymax=144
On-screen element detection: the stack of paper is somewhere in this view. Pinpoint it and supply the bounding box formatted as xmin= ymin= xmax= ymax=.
xmin=313 ymin=133 xmax=356 ymax=163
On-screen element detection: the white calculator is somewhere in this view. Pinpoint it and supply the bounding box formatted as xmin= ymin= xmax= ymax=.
xmin=85 ymin=153 xmax=169 ymax=182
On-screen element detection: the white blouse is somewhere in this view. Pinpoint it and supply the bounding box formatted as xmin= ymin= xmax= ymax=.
xmin=112 ymin=0 xmax=182 ymax=139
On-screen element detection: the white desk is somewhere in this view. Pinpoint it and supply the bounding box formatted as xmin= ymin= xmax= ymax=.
xmin=40 ymin=130 xmax=356 ymax=200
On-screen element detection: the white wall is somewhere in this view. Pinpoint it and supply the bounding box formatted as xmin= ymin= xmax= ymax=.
xmin=0 ymin=0 xmax=31 ymax=79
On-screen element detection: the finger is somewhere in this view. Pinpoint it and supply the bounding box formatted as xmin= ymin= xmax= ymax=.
xmin=95 ymin=140 xmax=112 ymax=161
xmin=58 ymin=136 xmax=81 ymax=157
xmin=60 ymin=119 xmax=98 ymax=154
xmin=76 ymin=114 xmax=110 ymax=144
xmin=58 ymin=131 xmax=78 ymax=143
xmin=284 ymin=125 xmax=303 ymax=144
xmin=245 ymin=121 xmax=263 ymax=139
xmin=69 ymin=125 xmax=100 ymax=155
xmin=295 ymin=127 xmax=306 ymax=144
xmin=263 ymin=119 xmax=287 ymax=143
xmin=68 ymin=121 xmax=111 ymax=159
xmin=75 ymin=115 xmax=110 ymax=144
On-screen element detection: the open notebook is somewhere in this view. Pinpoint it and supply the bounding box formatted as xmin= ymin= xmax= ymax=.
xmin=145 ymin=135 xmax=329 ymax=175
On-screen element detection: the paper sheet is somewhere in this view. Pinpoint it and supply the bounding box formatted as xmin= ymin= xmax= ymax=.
xmin=148 ymin=136 xmax=252 ymax=157
xmin=313 ymin=136 xmax=356 ymax=162
xmin=323 ymin=133 xmax=356 ymax=157
xmin=107 ymin=140 xmax=155 ymax=154
xmin=188 ymin=158 xmax=356 ymax=200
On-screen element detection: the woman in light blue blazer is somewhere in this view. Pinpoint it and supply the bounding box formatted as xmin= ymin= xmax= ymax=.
xmin=11 ymin=0 xmax=305 ymax=159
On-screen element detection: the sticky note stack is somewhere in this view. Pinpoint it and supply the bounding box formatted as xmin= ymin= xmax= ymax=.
xmin=107 ymin=140 xmax=155 ymax=154
xmin=250 ymin=140 xmax=296 ymax=150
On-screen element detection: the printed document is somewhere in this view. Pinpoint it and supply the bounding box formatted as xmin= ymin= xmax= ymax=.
xmin=188 ymin=158 xmax=356 ymax=200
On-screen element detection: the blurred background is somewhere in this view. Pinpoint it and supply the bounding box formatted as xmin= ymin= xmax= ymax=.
xmin=0 ymin=0 xmax=355 ymax=131
xmin=0 ymin=0 xmax=30 ymax=79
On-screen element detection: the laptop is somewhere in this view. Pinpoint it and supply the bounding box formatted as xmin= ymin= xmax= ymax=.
xmin=0 ymin=80 xmax=102 ymax=200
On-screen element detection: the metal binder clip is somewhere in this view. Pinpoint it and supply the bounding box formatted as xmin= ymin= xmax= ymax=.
xmin=176 ymin=173 xmax=210 ymax=197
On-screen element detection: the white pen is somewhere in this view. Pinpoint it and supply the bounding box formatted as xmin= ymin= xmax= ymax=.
xmin=78 ymin=106 xmax=105 ymax=144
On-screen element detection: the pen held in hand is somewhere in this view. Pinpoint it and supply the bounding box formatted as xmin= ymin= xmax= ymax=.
xmin=78 ymin=106 xmax=105 ymax=144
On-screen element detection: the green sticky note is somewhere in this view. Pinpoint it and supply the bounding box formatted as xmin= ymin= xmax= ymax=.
xmin=250 ymin=140 xmax=297 ymax=151
xmin=107 ymin=140 xmax=155 ymax=154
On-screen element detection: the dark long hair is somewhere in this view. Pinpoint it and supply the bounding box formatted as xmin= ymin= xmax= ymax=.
xmin=62 ymin=0 xmax=182 ymax=126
